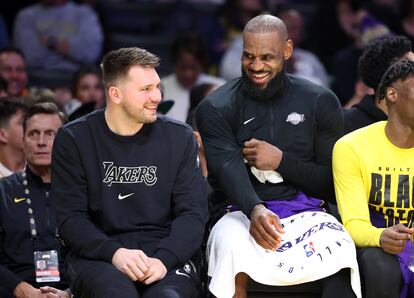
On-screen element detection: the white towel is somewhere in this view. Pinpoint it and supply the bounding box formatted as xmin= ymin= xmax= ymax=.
xmin=207 ymin=211 xmax=361 ymax=298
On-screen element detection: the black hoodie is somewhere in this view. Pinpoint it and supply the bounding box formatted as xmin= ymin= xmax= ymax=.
xmin=344 ymin=94 xmax=387 ymax=134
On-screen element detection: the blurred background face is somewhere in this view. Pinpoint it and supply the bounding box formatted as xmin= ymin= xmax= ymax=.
xmin=23 ymin=113 xmax=62 ymax=168
xmin=336 ymin=0 xmax=358 ymax=39
xmin=2 ymin=110 xmax=25 ymax=151
xmin=75 ymin=73 xmax=105 ymax=105
xmin=175 ymin=51 xmax=203 ymax=89
xmin=0 ymin=52 xmax=28 ymax=97
xmin=279 ymin=9 xmax=304 ymax=46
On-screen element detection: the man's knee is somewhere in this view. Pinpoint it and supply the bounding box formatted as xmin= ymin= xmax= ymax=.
xmin=69 ymin=258 xmax=139 ymax=298
xmin=357 ymin=247 xmax=402 ymax=297
xmin=141 ymin=264 xmax=200 ymax=298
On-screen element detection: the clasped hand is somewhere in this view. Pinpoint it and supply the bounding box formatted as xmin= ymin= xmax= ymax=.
xmin=112 ymin=248 xmax=167 ymax=284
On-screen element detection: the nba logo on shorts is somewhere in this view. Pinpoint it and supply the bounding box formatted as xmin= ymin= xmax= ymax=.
xmin=303 ymin=241 xmax=315 ymax=257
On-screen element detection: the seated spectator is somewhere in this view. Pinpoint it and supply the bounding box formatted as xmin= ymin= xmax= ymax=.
xmin=400 ymin=0 xmax=414 ymax=44
xmin=0 ymin=97 xmax=28 ymax=178
xmin=51 ymin=47 xmax=208 ymax=298
xmin=186 ymin=83 xmax=216 ymax=124
xmin=343 ymin=78 xmax=372 ymax=109
xmin=13 ymin=0 xmax=103 ymax=73
xmin=332 ymin=6 xmax=392 ymax=105
xmin=0 ymin=102 xmax=69 ymax=298
xmin=344 ymin=35 xmax=414 ymax=134
xmin=162 ymin=33 xmax=225 ymax=122
xmin=196 ymin=14 xmax=361 ymax=298
xmin=280 ymin=8 xmax=330 ymax=88
xmin=333 ymin=59 xmax=414 ymax=298
xmin=0 ymin=47 xmax=28 ymax=97
xmin=65 ymin=66 xmax=105 ymax=120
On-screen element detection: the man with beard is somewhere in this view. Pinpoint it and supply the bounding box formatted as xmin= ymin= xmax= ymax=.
xmin=196 ymin=14 xmax=360 ymax=298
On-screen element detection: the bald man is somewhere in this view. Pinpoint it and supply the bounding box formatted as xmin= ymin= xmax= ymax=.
xmin=197 ymin=15 xmax=360 ymax=298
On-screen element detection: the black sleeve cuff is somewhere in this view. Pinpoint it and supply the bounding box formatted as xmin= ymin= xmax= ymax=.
xmin=99 ymin=240 xmax=124 ymax=263
xmin=153 ymin=248 xmax=179 ymax=271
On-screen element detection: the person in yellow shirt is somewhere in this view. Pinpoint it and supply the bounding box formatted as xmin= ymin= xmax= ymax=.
xmin=333 ymin=60 xmax=414 ymax=298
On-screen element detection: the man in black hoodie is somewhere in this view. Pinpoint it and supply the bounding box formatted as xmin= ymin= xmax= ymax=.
xmin=51 ymin=47 xmax=207 ymax=298
xmin=344 ymin=35 xmax=414 ymax=134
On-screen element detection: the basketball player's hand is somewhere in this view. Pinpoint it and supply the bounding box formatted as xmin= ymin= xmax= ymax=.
xmin=250 ymin=204 xmax=285 ymax=250
xmin=112 ymin=248 xmax=150 ymax=281
xmin=243 ymin=139 xmax=283 ymax=171
xmin=139 ymin=257 xmax=167 ymax=285
xmin=380 ymin=224 xmax=414 ymax=254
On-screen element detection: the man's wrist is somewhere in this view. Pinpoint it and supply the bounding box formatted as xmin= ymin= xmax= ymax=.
xmin=250 ymin=203 xmax=266 ymax=216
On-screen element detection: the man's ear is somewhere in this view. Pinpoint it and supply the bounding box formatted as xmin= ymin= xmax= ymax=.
xmin=284 ymin=39 xmax=293 ymax=61
xmin=386 ymin=86 xmax=397 ymax=104
xmin=108 ymin=86 xmax=122 ymax=104
xmin=0 ymin=128 xmax=8 ymax=144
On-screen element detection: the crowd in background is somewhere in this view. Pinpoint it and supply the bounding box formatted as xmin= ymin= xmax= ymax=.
xmin=0 ymin=0 xmax=413 ymax=119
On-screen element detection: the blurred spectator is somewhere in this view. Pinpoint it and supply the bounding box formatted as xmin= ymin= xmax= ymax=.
xmin=342 ymin=78 xmax=372 ymax=109
xmin=197 ymin=0 xmax=264 ymax=67
xmin=64 ymin=66 xmax=105 ymax=120
xmin=365 ymin=0 xmax=402 ymax=34
xmin=25 ymin=87 xmax=57 ymax=107
xmin=0 ymin=97 xmax=28 ymax=178
xmin=333 ymin=5 xmax=392 ymax=105
xmin=13 ymin=0 xmax=103 ymax=73
xmin=280 ymin=8 xmax=330 ymax=87
xmin=0 ymin=47 xmax=28 ymax=97
xmin=72 ymin=66 xmax=104 ymax=108
xmin=344 ymin=35 xmax=414 ymax=134
xmin=162 ymin=33 xmax=225 ymax=122
xmin=400 ymin=0 xmax=414 ymax=43
xmin=307 ymin=0 xmax=358 ymax=73
xmin=331 ymin=0 xmax=364 ymax=105
xmin=188 ymin=83 xmax=216 ymax=120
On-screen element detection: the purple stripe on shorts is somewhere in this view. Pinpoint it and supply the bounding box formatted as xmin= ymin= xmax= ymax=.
xmin=227 ymin=192 xmax=324 ymax=219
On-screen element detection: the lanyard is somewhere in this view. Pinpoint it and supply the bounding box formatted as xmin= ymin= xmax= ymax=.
xmin=22 ymin=170 xmax=59 ymax=251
